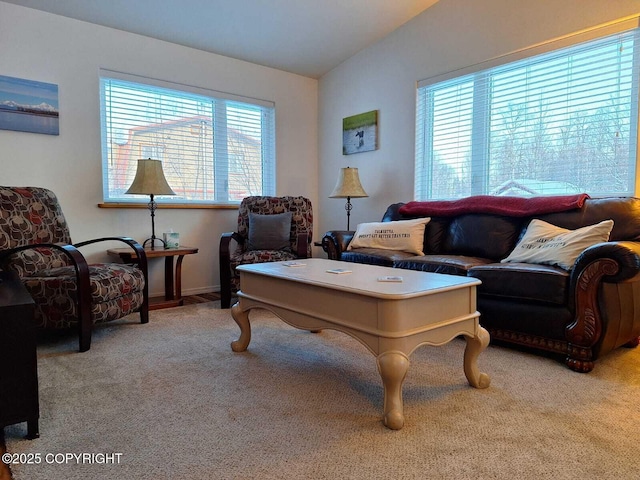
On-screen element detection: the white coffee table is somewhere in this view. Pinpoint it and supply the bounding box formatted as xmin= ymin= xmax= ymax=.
xmin=230 ymin=258 xmax=490 ymax=430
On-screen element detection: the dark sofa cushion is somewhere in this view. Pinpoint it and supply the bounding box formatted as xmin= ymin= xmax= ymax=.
xmin=394 ymin=255 xmax=493 ymax=276
xmin=340 ymin=248 xmax=416 ymax=266
xmin=477 ymin=297 xmax=571 ymax=341
xmin=442 ymin=214 xmax=523 ymax=260
xmin=535 ymin=196 xmax=640 ymax=242
xmin=424 ymin=218 xmax=450 ymax=254
xmin=468 ymin=262 xmax=569 ymax=305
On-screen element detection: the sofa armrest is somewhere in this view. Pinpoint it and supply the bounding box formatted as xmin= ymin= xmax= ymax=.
xmin=565 ymin=241 xmax=640 ymax=371
xmin=321 ymin=231 xmax=354 ymax=260
xmin=573 ymin=241 xmax=640 ymax=283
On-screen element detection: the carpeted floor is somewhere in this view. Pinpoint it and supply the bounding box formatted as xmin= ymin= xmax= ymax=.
xmin=3 ymin=298 xmax=640 ymax=479
xmin=0 ymin=291 xmax=220 ymax=480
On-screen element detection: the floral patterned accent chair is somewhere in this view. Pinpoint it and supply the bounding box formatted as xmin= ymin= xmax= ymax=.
xmin=0 ymin=187 xmax=149 ymax=352
xmin=219 ymin=196 xmax=313 ymax=308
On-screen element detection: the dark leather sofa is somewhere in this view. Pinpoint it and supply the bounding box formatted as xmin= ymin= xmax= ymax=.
xmin=322 ymin=196 xmax=640 ymax=372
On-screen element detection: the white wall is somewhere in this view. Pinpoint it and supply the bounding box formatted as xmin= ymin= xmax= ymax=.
xmin=318 ymin=0 xmax=640 ymax=236
xmin=0 ymin=2 xmax=319 ymax=296
xmin=5 ymin=1 xmax=640 ymax=296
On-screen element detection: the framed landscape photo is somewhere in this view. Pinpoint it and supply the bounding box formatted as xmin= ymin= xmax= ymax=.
xmin=0 ymin=75 xmax=59 ymax=135
xmin=343 ymin=110 xmax=378 ymax=155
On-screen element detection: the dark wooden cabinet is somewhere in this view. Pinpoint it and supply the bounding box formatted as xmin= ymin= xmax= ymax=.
xmin=0 ymin=270 xmax=39 ymax=439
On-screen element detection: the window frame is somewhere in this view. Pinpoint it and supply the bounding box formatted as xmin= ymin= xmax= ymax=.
xmin=415 ymin=16 xmax=640 ymax=200
xmin=99 ymin=70 xmax=276 ymax=206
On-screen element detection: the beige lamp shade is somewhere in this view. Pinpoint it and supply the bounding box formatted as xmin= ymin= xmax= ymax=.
xmin=125 ymin=158 xmax=176 ymax=196
xmin=329 ymin=167 xmax=368 ymax=231
xmin=329 ymin=167 xmax=368 ymax=198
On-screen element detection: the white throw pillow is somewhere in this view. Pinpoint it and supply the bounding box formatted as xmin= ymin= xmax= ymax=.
xmin=347 ymin=218 xmax=431 ymax=255
xmin=501 ymin=219 xmax=614 ymax=270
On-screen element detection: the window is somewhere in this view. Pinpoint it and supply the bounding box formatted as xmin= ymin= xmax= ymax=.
xmin=415 ymin=20 xmax=640 ymax=200
xmin=100 ymin=72 xmax=275 ymax=204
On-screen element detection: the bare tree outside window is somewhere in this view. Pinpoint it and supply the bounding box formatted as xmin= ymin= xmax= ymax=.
xmin=416 ymin=26 xmax=639 ymax=199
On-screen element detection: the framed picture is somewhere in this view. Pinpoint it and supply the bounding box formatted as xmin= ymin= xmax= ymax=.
xmin=0 ymin=75 xmax=59 ymax=135
xmin=343 ymin=110 xmax=378 ymax=155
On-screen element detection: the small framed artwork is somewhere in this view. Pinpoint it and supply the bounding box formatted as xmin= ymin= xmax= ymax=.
xmin=0 ymin=74 xmax=59 ymax=135
xmin=343 ymin=110 xmax=378 ymax=155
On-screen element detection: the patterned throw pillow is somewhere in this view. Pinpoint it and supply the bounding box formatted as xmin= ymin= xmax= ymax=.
xmin=347 ymin=218 xmax=431 ymax=255
xmin=501 ymin=218 xmax=614 ymax=270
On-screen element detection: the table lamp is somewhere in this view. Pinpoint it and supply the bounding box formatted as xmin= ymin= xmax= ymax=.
xmin=329 ymin=166 xmax=368 ymax=230
xmin=125 ymin=158 xmax=176 ymax=249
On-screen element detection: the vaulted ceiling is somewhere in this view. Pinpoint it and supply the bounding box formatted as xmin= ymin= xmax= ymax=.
xmin=2 ymin=0 xmax=439 ymax=78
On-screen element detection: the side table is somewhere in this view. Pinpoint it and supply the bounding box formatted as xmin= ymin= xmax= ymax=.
xmin=0 ymin=270 xmax=39 ymax=439
xmin=107 ymin=246 xmax=199 ymax=310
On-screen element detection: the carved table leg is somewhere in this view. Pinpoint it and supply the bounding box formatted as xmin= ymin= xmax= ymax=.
xmin=230 ymin=302 xmax=251 ymax=352
xmin=463 ymin=326 xmax=491 ymax=389
xmin=376 ymin=351 xmax=410 ymax=430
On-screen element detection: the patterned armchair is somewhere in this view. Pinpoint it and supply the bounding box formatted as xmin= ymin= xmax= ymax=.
xmin=219 ymin=196 xmax=313 ymax=308
xmin=0 ymin=187 xmax=149 ymax=352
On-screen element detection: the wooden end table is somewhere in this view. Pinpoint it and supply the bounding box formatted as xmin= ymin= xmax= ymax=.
xmin=107 ymin=246 xmax=198 ymax=310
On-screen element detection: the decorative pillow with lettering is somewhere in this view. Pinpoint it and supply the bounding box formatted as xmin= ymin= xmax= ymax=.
xmin=501 ymin=218 xmax=614 ymax=270
xmin=347 ymin=218 xmax=431 ymax=255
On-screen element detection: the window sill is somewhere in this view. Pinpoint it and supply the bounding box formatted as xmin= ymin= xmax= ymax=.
xmin=98 ymin=203 xmax=238 ymax=210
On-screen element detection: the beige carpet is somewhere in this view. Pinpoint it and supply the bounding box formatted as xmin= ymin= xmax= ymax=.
xmin=4 ymin=302 xmax=639 ymax=480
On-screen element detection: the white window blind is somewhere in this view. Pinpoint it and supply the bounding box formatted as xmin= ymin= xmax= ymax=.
xmin=100 ymin=73 xmax=275 ymax=204
xmin=415 ymin=20 xmax=640 ymax=200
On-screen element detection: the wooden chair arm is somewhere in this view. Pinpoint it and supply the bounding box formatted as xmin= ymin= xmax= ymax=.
xmin=0 ymin=242 xmax=93 ymax=351
xmin=296 ymin=232 xmax=311 ymax=258
xmin=74 ymin=237 xmax=148 ymax=314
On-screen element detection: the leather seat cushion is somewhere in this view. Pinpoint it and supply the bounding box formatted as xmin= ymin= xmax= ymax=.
xmin=469 ymin=262 xmax=569 ymax=305
xmin=341 ymin=248 xmax=416 ymax=266
xmin=394 ymin=255 xmax=493 ymax=276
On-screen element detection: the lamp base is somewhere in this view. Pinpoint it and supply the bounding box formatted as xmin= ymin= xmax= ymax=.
xmin=345 ymin=196 xmax=353 ymax=231
xmin=142 ymin=236 xmax=167 ymax=250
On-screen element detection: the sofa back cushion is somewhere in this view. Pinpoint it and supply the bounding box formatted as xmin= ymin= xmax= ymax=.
xmin=440 ymin=215 xmax=523 ymax=260
xmin=381 ymin=196 xmax=640 ymax=259
xmin=535 ymin=197 xmax=640 ymax=241
xmin=383 ymin=203 xmax=523 ymax=259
